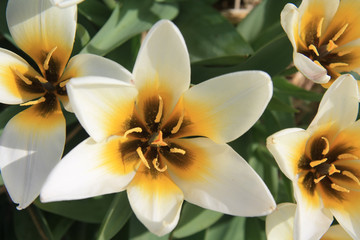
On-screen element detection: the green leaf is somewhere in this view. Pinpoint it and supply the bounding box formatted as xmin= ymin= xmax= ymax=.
xmin=78 ymin=0 xmax=112 ymax=27
xmin=52 ymin=218 xmax=74 ymax=240
xmin=245 ymin=218 xmax=266 ymax=240
xmin=237 ymin=0 xmax=300 ymax=44
xmin=129 ymin=215 xmax=169 ymax=240
xmin=96 ymin=192 xmax=132 ymax=240
xmin=0 ymin=105 xmax=24 ymax=135
xmin=172 ymin=202 xmax=223 ymax=238
xmin=81 ymin=0 xmax=178 ymax=56
xmin=205 ymin=216 xmax=246 ymax=240
xmin=35 ymin=195 xmax=114 ymax=223
xmin=267 ymin=96 xmax=298 ymax=113
xmin=175 ymin=0 xmax=253 ymax=62
xmin=0 ymin=172 xmax=3 ymax=186
xmin=273 ymin=76 xmax=322 ymax=101
xmin=13 ymin=209 xmax=44 ymax=240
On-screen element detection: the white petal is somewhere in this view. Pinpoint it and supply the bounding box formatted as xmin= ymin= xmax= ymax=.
xmin=133 ymin=20 xmax=190 ymax=113
xmin=0 ymin=48 xmax=44 ymax=104
xmin=67 ymin=76 xmax=138 ymax=142
xmin=6 ymin=0 xmax=77 ymax=73
xmin=127 ymin=166 xmax=184 ymax=236
xmin=309 ymin=74 xmax=359 ymax=130
xmin=266 ymin=203 xmax=296 ymax=240
xmin=0 ymin=103 xmax=65 ymax=209
xmin=294 ymin=53 xmax=330 ymax=84
xmin=182 ymin=71 xmax=272 ymax=143
xmin=322 ymin=224 xmax=353 ymax=240
xmin=280 ymin=3 xmax=299 ymax=50
xmin=167 ymin=138 xmax=276 ymax=216
xmin=41 ymin=137 xmax=136 ymax=202
xmin=329 ymin=203 xmax=360 ymax=239
xmin=267 ymin=128 xmax=309 ymax=180
xmin=293 ymin=179 xmax=333 ymax=240
xmin=50 ymin=0 xmax=84 ymax=7
xmin=62 ymin=54 xmax=133 ymax=82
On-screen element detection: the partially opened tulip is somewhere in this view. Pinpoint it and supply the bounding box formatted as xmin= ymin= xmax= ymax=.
xmin=41 ymin=20 xmax=276 ymax=236
xmin=0 ymin=0 xmax=131 ymax=209
xmin=267 ymin=74 xmax=360 ymax=239
xmin=266 ymin=203 xmax=352 ymax=240
xmin=281 ymin=0 xmax=360 ymax=88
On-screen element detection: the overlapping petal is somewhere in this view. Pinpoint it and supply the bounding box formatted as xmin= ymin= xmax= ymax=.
xmin=293 ymin=53 xmax=330 ymax=84
xmin=167 ymin=137 xmax=276 ymax=216
xmin=0 ymin=48 xmax=45 ymax=104
xmin=127 ymin=165 xmax=184 ymax=236
xmin=267 ymin=128 xmax=309 ymax=180
xmin=133 ymin=20 xmax=190 ymax=116
xmin=180 ymin=71 xmax=272 ymax=143
xmin=6 ymin=0 xmax=77 ymax=74
xmin=322 ymin=224 xmax=353 ymax=240
xmin=266 ymin=203 xmax=296 ymax=240
xmin=41 ymin=137 xmax=137 ymax=202
xmin=0 ymin=101 xmax=65 ymax=209
xmin=67 ymin=76 xmax=138 ymax=142
xmin=309 ymin=74 xmax=359 ymax=130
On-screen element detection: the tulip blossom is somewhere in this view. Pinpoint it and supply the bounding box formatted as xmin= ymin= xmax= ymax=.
xmin=267 ymin=74 xmax=360 ymax=239
xmin=266 ymin=203 xmax=352 ymax=240
xmin=0 ymin=0 xmax=131 ymax=209
xmin=41 ymin=20 xmax=276 ymax=236
xmin=281 ymin=0 xmax=360 ymax=87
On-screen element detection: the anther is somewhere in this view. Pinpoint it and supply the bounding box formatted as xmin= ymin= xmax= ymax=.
xmin=328 ymin=164 xmax=340 ymax=175
xmin=321 ymin=137 xmax=330 ymax=155
xmin=170 ymin=147 xmax=186 ymax=155
xmin=20 ymin=96 xmax=46 ymax=106
xmin=337 ymin=50 xmax=352 ymax=57
xmin=342 ymin=171 xmax=360 ymax=185
xmin=328 ymin=62 xmax=349 ymax=68
xmin=337 ymin=153 xmax=358 ymax=160
xmin=154 ymin=95 xmax=163 ymax=123
xmin=317 ymin=18 xmax=324 ymax=38
xmin=313 ymin=60 xmax=322 ymax=67
xmin=124 ymin=127 xmax=143 ymax=138
xmin=43 ymin=46 xmax=57 ymax=71
xmin=331 ymin=183 xmax=350 ymax=193
xmin=326 ymin=40 xmax=338 ymax=52
xmin=59 ymin=80 xmax=69 ymax=88
xmin=11 ymin=66 xmax=32 ymax=85
xmin=332 ymin=24 xmax=348 ymax=42
xmin=136 ymin=147 xmax=150 ymax=169
xmin=308 ymin=44 xmax=319 ymax=56
xmin=152 ymin=158 xmax=167 ymax=172
xmin=314 ymin=175 xmax=326 ymax=184
xmin=171 ymin=110 xmax=184 ymax=134
xmin=310 ymin=158 xmax=327 ymax=168
xmin=35 ymin=75 xmax=49 ymax=84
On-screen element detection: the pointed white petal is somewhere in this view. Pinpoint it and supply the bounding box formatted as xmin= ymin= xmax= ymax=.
xmin=41 ymin=137 xmax=137 ymax=202
xmin=6 ymin=0 xmax=77 ymax=73
xmin=0 ymin=48 xmax=44 ymax=104
xmin=50 ymin=0 xmax=84 ymax=7
xmin=322 ymin=224 xmax=353 ymax=240
xmin=67 ymin=76 xmax=138 ymax=142
xmin=127 ymin=166 xmax=184 ymax=236
xmin=294 ymin=53 xmax=330 ymax=84
xmin=60 ymin=54 xmax=133 ymax=112
xmin=0 ymin=102 xmax=65 ymax=209
xmin=167 ymin=138 xmax=276 ymax=216
xmin=266 ymin=203 xmax=296 ymax=240
xmin=133 ymin=20 xmax=190 ymax=113
xmin=181 ymin=71 xmax=272 ymax=143
xmin=293 ymin=179 xmax=333 ymax=240
xmin=267 ymin=128 xmax=309 ymax=180
xmin=281 ymin=3 xmax=299 ymax=50
xmin=309 ymin=74 xmax=359 ymax=130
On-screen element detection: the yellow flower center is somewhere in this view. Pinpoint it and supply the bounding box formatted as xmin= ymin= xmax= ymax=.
xmin=299 ymin=18 xmax=351 ymax=80
xmin=10 ymin=46 xmax=69 ymax=115
xmin=120 ymin=94 xmax=189 ymax=175
xmin=298 ymin=135 xmax=360 ymax=201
